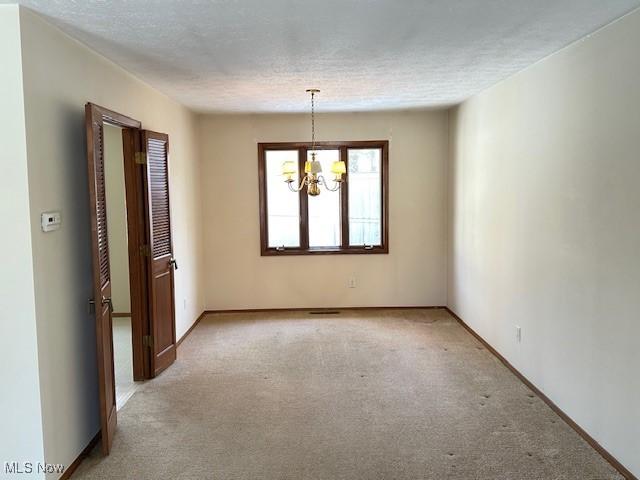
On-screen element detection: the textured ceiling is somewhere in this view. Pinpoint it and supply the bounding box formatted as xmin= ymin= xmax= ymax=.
xmin=4 ymin=0 xmax=640 ymax=112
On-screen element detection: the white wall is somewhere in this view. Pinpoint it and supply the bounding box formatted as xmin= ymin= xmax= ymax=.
xmin=199 ymin=111 xmax=448 ymax=310
xmin=104 ymin=125 xmax=131 ymax=314
xmin=17 ymin=7 xmax=204 ymax=478
xmin=0 ymin=5 xmax=45 ymax=477
xmin=448 ymin=9 xmax=640 ymax=477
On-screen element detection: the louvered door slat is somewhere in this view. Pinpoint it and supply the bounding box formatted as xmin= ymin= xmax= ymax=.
xmin=147 ymin=137 xmax=171 ymax=258
xmin=95 ymin=125 xmax=111 ymax=287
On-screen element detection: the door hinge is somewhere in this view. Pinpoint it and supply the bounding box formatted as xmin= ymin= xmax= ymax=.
xmin=143 ymin=335 xmax=153 ymax=348
xmin=139 ymin=244 xmax=151 ymax=257
xmin=134 ymin=152 xmax=146 ymax=165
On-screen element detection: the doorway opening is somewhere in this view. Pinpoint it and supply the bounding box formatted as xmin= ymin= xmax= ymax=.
xmin=103 ymin=124 xmax=138 ymax=409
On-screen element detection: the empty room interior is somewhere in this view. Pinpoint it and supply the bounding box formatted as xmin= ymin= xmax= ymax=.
xmin=1 ymin=1 xmax=639 ymax=479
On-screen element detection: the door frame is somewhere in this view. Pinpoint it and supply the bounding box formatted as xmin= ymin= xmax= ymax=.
xmin=121 ymin=126 xmax=152 ymax=380
xmin=88 ymin=103 xmax=151 ymax=381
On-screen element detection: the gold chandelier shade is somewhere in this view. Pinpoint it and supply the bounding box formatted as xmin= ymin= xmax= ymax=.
xmin=331 ymin=160 xmax=346 ymax=177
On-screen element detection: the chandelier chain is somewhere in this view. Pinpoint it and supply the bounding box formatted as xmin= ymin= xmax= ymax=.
xmin=310 ymin=91 xmax=316 ymax=152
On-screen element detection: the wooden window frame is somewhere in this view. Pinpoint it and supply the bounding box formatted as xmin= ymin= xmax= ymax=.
xmin=258 ymin=140 xmax=389 ymax=256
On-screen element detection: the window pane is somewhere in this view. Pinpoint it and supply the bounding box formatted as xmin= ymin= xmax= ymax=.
xmin=308 ymin=150 xmax=341 ymax=248
xmin=348 ymin=148 xmax=382 ymax=246
xmin=266 ymin=150 xmax=300 ymax=247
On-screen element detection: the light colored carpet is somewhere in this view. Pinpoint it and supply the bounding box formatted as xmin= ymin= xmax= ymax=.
xmin=74 ymin=309 xmax=621 ymax=479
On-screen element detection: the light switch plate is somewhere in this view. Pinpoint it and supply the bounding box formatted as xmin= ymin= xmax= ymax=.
xmin=41 ymin=211 xmax=62 ymax=232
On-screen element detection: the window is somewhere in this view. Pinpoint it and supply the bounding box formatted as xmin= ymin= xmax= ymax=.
xmin=258 ymin=141 xmax=388 ymax=255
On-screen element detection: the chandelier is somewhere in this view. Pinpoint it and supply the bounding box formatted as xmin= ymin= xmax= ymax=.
xmin=281 ymin=89 xmax=346 ymax=196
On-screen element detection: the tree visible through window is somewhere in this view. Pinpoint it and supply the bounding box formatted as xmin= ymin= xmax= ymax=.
xmin=258 ymin=141 xmax=388 ymax=255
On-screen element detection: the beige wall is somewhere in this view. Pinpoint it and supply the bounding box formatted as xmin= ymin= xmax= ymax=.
xmin=448 ymin=9 xmax=640 ymax=477
xmin=0 ymin=5 xmax=46 ymax=471
xmin=199 ymin=110 xmax=448 ymax=310
xmin=18 ymin=7 xmax=204 ymax=477
xmin=104 ymin=125 xmax=131 ymax=314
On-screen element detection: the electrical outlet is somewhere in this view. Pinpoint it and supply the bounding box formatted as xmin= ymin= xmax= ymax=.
xmin=348 ymin=276 xmax=357 ymax=288
xmin=515 ymin=326 xmax=522 ymax=343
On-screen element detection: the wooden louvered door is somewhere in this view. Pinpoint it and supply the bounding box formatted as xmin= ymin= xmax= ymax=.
xmin=85 ymin=104 xmax=118 ymax=454
xmin=141 ymin=130 xmax=177 ymax=376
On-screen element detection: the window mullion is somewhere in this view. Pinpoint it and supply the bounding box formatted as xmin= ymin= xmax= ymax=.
xmin=340 ymin=146 xmax=349 ymax=249
xmin=299 ymin=147 xmax=309 ymax=250
xmin=381 ymin=143 xmax=389 ymax=250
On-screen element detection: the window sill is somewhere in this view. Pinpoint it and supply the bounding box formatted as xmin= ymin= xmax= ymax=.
xmin=261 ymin=246 xmax=388 ymax=256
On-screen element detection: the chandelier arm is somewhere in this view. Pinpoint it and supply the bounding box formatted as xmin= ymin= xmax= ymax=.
xmin=318 ymin=175 xmax=342 ymax=192
xmin=286 ymin=182 xmax=303 ymax=193
xmin=287 ymin=175 xmax=308 ymax=192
